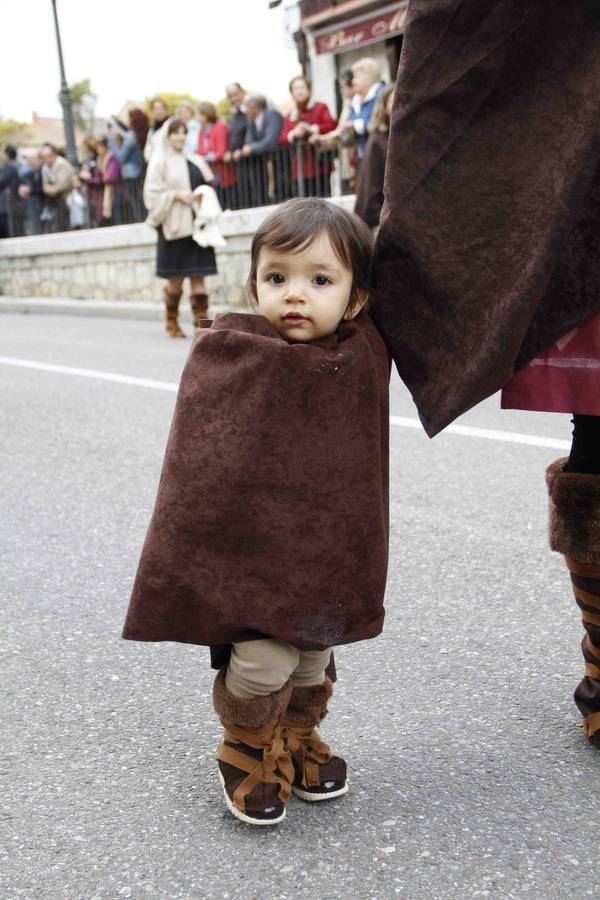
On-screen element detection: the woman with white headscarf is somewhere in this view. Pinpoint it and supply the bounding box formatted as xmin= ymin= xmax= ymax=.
xmin=144 ymin=117 xmax=218 ymax=338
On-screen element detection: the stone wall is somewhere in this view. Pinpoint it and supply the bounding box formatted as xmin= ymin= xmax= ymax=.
xmin=0 ymin=197 xmax=355 ymax=311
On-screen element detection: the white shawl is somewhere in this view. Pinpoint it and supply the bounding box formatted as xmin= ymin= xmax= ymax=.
xmin=144 ymin=118 xmax=214 ymax=241
xmin=192 ymin=185 xmax=226 ymax=249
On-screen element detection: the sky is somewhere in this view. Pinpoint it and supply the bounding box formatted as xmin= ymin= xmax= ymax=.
xmin=0 ymin=0 xmax=301 ymax=122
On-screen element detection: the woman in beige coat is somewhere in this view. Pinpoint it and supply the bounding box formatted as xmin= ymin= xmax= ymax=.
xmin=144 ymin=118 xmax=217 ymax=338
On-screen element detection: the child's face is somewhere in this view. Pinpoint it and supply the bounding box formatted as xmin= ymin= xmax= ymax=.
xmin=255 ymin=233 xmax=354 ymax=342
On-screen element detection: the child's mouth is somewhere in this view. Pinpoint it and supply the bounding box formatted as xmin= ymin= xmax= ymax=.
xmin=283 ymin=313 xmax=308 ymax=323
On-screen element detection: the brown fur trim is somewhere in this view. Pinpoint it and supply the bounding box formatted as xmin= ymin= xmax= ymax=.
xmin=212 ymin=669 xmax=292 ymax=729
xmin=164 ymin=286 xmax=182 ymax=311
xmin=546 ymin=458 xmax=600 ymax=564
xmin=189 ymin=292 xmax=209 ymax=310
xmin=285 ymin=677 xmax=333 ymax=727
xmin=189 ymin=293 xmax=209 ymax=328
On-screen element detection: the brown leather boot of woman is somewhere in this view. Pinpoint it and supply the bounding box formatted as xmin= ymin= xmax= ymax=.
xmin=547 ymin=459 xmax=600 ymax=748
xmin=213 ymin=670 xmax=294 ymax=825
xmin=164 ymin=287 xmax=186 ymax=338
xmin=189 ymin=292 xmax=209 ymax=329
xmin=282 ymin=677 xmax=348 ymax=801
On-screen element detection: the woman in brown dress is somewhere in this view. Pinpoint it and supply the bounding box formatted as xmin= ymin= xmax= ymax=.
xmin=372 ymin=0 xmax=600 ymax=749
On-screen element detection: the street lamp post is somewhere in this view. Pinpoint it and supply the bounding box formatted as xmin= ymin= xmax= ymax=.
xmin=50 ymin=0 xmax=78 ymax=167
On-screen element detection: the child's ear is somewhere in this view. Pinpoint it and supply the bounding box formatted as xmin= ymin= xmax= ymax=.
xmin=343 ymin=289 xmax=369 ymax=320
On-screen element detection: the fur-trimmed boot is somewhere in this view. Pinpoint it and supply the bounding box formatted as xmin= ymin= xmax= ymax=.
xmin=282 ymin=677 xmax=348 ymax=801
xmin=190 ymin=292 xmax=209 ymax=329
xmin=164 ymin=287 xmax=185 ymax=338
xmin=213 ymin=669 xmax=294 ymax=825
xmin=546 ymin=458 xmax=600 ymax=748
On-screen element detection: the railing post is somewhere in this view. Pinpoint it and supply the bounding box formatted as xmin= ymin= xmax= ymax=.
xmin=296 ymin=141 xmax=305 ymax=197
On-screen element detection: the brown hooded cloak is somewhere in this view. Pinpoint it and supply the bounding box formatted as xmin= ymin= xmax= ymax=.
xmin=123 ymin=312 xmax=389 ymax=652
xmin=371 ymin=0 xmax=600 ymax=437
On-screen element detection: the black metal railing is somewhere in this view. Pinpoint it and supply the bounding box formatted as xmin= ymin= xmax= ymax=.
xmin=1 ymin=141 xmax=346 ymax=238
xmin=228 ymin=141 xmax=341 ymax=208
xmin=1 ymin=177 xmax=147 ymax=237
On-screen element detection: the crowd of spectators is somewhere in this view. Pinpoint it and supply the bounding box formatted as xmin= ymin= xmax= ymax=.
xmin=0 ymin=57 xmax=391 ymax=238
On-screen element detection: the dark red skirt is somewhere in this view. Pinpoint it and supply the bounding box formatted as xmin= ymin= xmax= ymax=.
xmin=502 ymin=312 xmax=600 ymax=415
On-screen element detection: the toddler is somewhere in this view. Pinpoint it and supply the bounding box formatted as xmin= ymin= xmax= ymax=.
xmin=123 ymin=197 xmax=390 ymax=825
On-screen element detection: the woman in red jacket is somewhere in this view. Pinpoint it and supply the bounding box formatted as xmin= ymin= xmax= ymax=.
xmin=279 ymin=75 xmax=337 ymax=198
xmin=197 ymin=101 xmax=236 ymax=209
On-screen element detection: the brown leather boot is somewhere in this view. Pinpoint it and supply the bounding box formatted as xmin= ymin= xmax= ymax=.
xmin=213 ymin=670 xmax=294 ymax=825
xmin=283 ymin=677 xmax=348 ymax=801
xmin=164 ymin=287 xmax=186 ymax=338
xmin=547 ymin=459 xmax=600 ymax=748
xmin=189 ymin=292 xmax=209 ymax=329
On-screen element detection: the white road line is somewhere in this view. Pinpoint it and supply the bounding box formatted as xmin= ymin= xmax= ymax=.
xmin=1 ymin=355 xmax=571 ymax=451
xmin=389 ymin=415 xmax=570 ymax=450
xmin=0 ymin=356 xmax=179 ymax=393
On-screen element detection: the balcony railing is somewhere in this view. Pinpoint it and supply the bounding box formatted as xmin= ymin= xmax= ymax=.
xmin=1 ymin=141 xmax=352 ymax=238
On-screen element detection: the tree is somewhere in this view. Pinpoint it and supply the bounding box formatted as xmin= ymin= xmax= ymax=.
xmin=60 ymin=79 xmax=97 ymax=133
xmin=0 ymin=119 xmax=31 ymax=145
xmin=216 ymin=98 xmax=232 ymax=121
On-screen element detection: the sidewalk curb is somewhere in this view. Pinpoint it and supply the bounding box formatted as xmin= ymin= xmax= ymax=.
xmin=0 ymin=296 xmax=231 ymax=321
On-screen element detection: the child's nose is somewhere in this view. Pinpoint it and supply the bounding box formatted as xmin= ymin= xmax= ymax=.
xmin=284 ymin=282 xmax=307 ymax=302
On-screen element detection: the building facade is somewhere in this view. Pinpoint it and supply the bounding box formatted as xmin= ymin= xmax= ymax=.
xmin=292 ymin=1 xmax=408 ymax=114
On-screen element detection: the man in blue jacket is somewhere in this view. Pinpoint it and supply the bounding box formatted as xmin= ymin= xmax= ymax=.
xmin=235 ymin=94 xmax=283 ymax=206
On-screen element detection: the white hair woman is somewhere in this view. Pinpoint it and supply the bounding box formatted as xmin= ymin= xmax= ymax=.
xmin=341 ymin=57 xmax=386 ymax=161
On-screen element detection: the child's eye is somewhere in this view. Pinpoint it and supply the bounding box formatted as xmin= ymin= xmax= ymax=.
xmin=314 ymin=274 xmax=332 ymax=286
xmin=267 ymin=273 xmax=285 ymax=285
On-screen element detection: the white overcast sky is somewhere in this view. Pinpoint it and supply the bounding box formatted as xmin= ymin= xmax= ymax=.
xmin=1 ymin=0 xmax=300 ymax=121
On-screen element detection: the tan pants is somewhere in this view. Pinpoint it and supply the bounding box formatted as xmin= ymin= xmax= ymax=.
xmin=225 ymin=638 xmax=332 ymax=699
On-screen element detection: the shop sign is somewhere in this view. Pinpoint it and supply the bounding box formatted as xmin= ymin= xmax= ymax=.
xmin=315 ymin=6 xmax=407 ymax=55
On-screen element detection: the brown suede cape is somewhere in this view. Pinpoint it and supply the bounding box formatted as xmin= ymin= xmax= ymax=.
xmin=371 ymin=0 xmax=600 ymax=437
xmin=122 ymin=312 xmax=389 ymax=657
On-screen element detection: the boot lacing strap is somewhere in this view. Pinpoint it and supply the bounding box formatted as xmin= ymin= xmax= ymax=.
xmin=282 ymin=722 xmax=332 ymax=788
xmin=217 ymin=722 xmax=294 ymax=811
xmin=566 ymin=558 xmax=600 ymax=737
xmin=583 ymin=711 xmax=600 ymax=738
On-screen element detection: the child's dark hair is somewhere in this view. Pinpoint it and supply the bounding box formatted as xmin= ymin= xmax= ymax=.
xmin=246 ymin=197 xmax=374 ymax=318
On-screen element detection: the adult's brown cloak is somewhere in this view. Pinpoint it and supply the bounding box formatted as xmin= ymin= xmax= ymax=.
xmin=123 ymin=312 xmax=389 ymax=653
xmin=371 ymin=0 xmax=600 ymax=437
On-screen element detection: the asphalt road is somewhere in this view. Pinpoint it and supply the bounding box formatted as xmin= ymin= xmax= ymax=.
xmin=1 ymin=313 xmax=598 ymax=899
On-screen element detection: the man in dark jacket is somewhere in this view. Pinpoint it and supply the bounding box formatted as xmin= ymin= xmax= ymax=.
xmin=235 ymin=94 xmax=283 ymax=206
xmin=225 ymin=82 xmax=247 ymax=154
xmin=0 ymin=144 xmax=21 ymax=238
xmin=224 ymin=82 xmax=247 ymax=209
xmin=241 ymin=94 xmax=283 ymax=155
xmin=18 ymin=151 xmax=44 ymax=236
